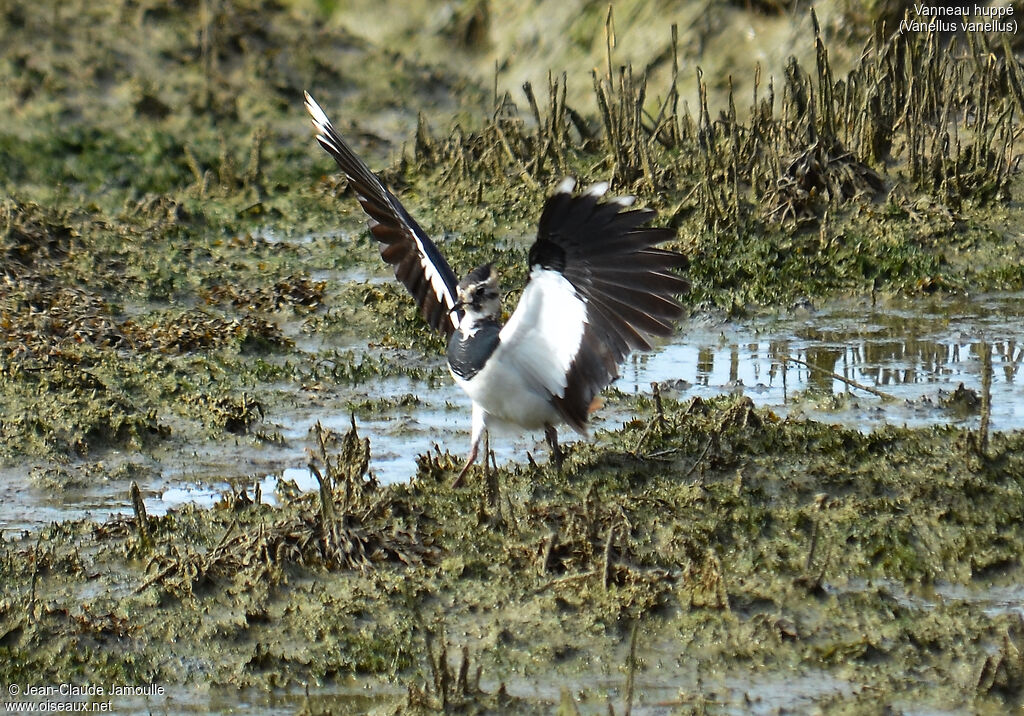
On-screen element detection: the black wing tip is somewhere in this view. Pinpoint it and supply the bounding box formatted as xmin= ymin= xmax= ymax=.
xmin=536 ymin=177 xmax=687 ymax=274
xmin=539 ymin=176 xmax=666 ymax=237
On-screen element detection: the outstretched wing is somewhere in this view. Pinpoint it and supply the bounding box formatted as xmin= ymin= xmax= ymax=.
xmin=498 ymin=178 xmax=689 ymax=431
xmin=304 ymin=91 xmax=461 ymax=336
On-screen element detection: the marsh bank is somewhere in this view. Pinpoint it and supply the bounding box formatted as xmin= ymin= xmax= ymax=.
xmin=4 ymin=0 xmax=1024 ymax=712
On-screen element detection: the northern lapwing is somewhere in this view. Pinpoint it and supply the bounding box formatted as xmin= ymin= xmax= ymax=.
xmin=304 ymin=92 xmax=689 ymax=486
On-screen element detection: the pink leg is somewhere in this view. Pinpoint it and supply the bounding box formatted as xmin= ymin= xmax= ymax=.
xmin=452 ymin=434 xmax=481 ymax=488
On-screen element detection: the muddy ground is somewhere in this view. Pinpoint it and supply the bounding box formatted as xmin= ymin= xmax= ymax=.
xmin=3 ymin=0 xmax=1024 ymax=712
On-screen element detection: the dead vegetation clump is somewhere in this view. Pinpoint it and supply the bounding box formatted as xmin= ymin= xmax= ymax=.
xmin=120 ymin=310 xmax=292 ymax=354
xmin=978 ymin=619 xmax=1024 ymax=702
xmin=0 ymin=201 xmax=80 ymax=275
xmin=1 ymin=284 xmax=127 ymax=360
xmin=135 ymin=419 xmax=437 ymax=597
xmin=1 ymin=300 xmax=290 ymax=364
xmin=762 ymin=137 xmax=884 ymax=225
xmin=404 ymin=635 xmax=494 ymax=714
xmin=200 ymin=273 xmax=326 ymax=313
xmin=415 ymin=9 xmax=1018 ymax=232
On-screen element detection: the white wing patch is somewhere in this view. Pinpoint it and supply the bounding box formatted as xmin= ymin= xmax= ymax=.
xmin=497 ymin=268 xmax=587 ymax=400
xmin=413 ymin=228 xmax=460 ymax=330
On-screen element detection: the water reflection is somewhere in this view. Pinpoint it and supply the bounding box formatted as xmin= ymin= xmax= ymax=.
xmin=628 ymin=292 xmax=1024 ymax=431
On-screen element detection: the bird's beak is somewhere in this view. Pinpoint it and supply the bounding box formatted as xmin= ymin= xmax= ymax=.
xmin=450 ymin=300 xmax=464 ymax=314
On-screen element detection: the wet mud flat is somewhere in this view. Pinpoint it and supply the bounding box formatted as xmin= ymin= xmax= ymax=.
xmin=4 ymin=0 xmax=1024 ymax=711
xmin=7 ymin=285 xmax=1024 ymax=531
xmin=3 ymin=400 xmax=1024 ymax=713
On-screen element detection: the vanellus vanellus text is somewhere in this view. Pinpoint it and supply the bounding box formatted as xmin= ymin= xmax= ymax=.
xmin=305 ymin=92 xmax=689 ymax=485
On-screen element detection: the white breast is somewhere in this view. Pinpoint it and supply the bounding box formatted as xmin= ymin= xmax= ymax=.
xmin=450 ymin=267 xmax=589 ymax=434
xmin=451 ymin=358 xmax=561 ymax=433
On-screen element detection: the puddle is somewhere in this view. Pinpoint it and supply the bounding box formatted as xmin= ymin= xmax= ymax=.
xmin=931 ymin=582 xmax=1024 ymax=618
xmin=834 ymin=578 xmax=1024 ymax=620
xmin=251 ymin=227 xmax=355 ymax=246
xmin=1 ymin=292 xmax=1022 ymax=531
xmin=628 ymin=292 xmax=1024 ymax=431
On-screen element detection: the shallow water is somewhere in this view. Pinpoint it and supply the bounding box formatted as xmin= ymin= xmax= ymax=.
xmin=630 ymin=291 xmax=1024 ymax=431
xmin=1 ymin=292 xmax=1021 ymax=531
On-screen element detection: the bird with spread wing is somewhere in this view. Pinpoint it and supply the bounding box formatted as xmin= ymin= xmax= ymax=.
xmin=304 ymin=91 xmax=689 ymax=486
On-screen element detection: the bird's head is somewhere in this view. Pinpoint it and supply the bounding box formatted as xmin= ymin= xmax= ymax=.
xmin=454 ymin=264 xmax=501 ymax=323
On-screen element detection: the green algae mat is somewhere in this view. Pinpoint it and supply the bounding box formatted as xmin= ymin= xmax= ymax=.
xmin=4 ymin=0 xmax=1024 ymax=711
